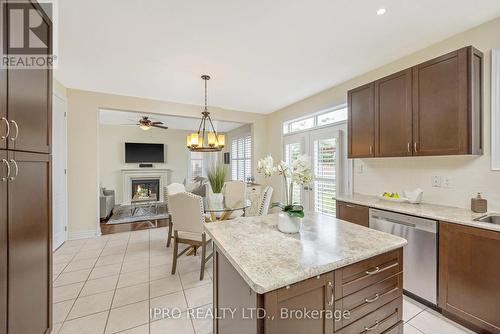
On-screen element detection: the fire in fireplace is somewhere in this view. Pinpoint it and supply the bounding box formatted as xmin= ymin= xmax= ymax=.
xmin=131 ymin=179 xmax=160 ymax=203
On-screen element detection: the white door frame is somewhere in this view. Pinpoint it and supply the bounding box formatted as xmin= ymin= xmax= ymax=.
xmin=52 ymin=91 xmax=68 ymax=250
xmin=282 ymin=121 xmax=352 ymax=213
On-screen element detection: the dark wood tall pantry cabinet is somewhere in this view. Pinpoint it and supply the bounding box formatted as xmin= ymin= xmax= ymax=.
xmin=0 ymin=0 xmax=53 ymax=333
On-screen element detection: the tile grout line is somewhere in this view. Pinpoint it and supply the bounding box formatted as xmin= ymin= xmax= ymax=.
xmin=53 ymin=240 xmax=88 ymax=283
xmin=56 ymin=236 xmax=110 ymax=328
xmin=103 ymin=232 xmax=133 ymax=334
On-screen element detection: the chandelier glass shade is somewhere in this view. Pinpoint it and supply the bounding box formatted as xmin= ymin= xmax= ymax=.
xmin=187 ymin=75 xmax=225 ymax=152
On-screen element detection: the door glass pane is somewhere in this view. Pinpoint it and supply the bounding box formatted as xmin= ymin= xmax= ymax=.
xmin=285 ymin=142 xmax=302 ymax=204
xmin=313 ymin=138 xmax=337 ymax=216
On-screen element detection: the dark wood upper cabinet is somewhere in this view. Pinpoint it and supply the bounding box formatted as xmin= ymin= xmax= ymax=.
xmin=0 ymin=150 xmax=7 ymax=334
xmin=7 ymin=65 xmax=51 ymax=154
xmin=0 ymin=69 xmax=6 ymax=151
xmin=6 ymin=1 xmax=52 ymax=154
xmin=7 ymin=151 xmax=51 ymax=334
xmin=413 ymin=47 xmax=483 ymax=156
xmin=348 ymin=46 xmax=483 ymax=158
xmin=439 ymin=222 xmax=500 ymax=333
xmin=348 ymin=83 xmax=375 ymax=158
xmin=375 ymin=69 xmax=412 ymax=157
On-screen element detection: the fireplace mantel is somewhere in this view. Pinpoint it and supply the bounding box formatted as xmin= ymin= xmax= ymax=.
xmin=121 ymin=169 xmax=171 ymax=205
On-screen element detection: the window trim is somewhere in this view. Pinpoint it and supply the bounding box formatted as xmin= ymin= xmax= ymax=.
xmin=231 ymin=134 xmax=253 ymax=181
xmin=282 ymin=104 xmax=348 ymax=135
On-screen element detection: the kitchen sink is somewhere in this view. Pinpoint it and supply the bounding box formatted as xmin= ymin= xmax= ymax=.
xmin=474 ymin=214 xmax=500 ymax=225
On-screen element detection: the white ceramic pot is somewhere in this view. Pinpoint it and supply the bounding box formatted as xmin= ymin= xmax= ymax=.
xmin=210 ymin=193 xmax=224 ymax=207
xmin=277 ymin=212 xmax=302 ymax=234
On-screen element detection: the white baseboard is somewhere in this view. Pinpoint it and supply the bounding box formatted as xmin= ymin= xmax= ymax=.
xmin=68 ymin=229 xmax=101 ymax=240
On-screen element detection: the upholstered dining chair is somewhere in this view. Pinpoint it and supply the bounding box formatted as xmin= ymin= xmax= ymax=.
xmin=169 ymin=192 xmax=213 ymax=280
xmin=165 ymin=183 xmax=186 ymax=247
xmin=257 ymin=186 xmax=274 ymax=216
xmin=223 ymin=181 xmax=247 ymax=218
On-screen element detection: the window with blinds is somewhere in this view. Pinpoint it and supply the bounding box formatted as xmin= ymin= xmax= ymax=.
xmin=190 ymin=151 xmax=204 ymax=179
xmin=231 ymin=135 xmax=252 ymax=181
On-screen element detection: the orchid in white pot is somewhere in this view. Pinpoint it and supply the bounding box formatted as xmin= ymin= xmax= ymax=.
xmin=257 ymin=155 xmax=313 ymax=232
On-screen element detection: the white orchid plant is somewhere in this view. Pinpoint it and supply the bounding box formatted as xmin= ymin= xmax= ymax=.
xmin=257 ymin=155 xmax=313 ymax=218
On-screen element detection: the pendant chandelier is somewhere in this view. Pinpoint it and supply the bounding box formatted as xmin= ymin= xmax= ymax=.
xmin=187 ymin=75 xmax=225 ymax=152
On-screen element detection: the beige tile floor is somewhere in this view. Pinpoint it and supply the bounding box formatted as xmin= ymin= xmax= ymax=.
xmin=52 ymin=227 xmax=474 ymax=334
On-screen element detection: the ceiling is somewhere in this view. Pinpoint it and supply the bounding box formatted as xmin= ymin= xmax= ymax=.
xmin=99 ymin=109 xmax=245 ymax=132
xmin=55 ymin=0 xmax=500 ymax=114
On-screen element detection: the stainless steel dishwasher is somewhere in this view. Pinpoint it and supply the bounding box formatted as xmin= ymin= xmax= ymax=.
xmin=369 ymin=208 xmax=437 ymax=305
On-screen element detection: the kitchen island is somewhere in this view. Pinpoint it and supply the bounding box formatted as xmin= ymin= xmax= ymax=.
xmin=204 ymin=213 xmax=407 ymax=334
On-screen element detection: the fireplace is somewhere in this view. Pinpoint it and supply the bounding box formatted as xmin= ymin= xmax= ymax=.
xmin=131 ymin=179 xmax=160 ymax=203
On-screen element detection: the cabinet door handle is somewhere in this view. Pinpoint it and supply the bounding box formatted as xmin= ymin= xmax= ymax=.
xmin=327 ymin=281 xmax=334 ymax=306
xmin=364 ymin=320 xmax=380 ymax=331
xmin=9 ymin=159 xmax=18 ymax=181
xmin=1 ymin=159 xmax=10 ymax=182
xmin=414 ymin=142 xmax=418 ymax=153
xmin=407 ymin=142 xmax=411 ymax=153
xmin=365 ymin=293 xmax=380 ymax=303
xmin=369 ymin=145 xmax=373 ymax=155
xmin=346 ymin=204 xmax=356 ymax=208
xmin=365 ymin=266 xmax=380 ymax=275
xmin=1 ymin=117 xmax=9 ymax=140
xmin=10 ymin=120 xmax=19 ymax=141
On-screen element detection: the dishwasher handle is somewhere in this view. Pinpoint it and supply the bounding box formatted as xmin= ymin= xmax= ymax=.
xmin=370 ymin=215 xmax=437 ymax=234
xmin=372 ymin=216 xmax=416 ymax=228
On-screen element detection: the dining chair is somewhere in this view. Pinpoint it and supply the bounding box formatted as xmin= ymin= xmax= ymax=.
xmin=223 ymin=181 xmax=247 ymax=218
xmin=257 ymin=186 xmax=274 ymax=216
xmin=165 ymin=182 xmax=186 ymax=247
xmin=169 ymin=192 xmax=213 ymax=280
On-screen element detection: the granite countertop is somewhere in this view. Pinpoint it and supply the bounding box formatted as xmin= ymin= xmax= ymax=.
xmin=204 ymin=213 xmax=407 ymax=294
xmin=336 ymin=193 xmax=500 ymax=232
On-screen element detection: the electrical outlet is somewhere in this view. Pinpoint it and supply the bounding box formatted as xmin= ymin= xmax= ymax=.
xmin=432 ymin=175 xmax=442 ymax=187
xmin=442 ymin=176 xmax=452 ymax=188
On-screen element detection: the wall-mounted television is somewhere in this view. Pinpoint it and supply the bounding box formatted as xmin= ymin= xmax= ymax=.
xmin=125 ymin=143 xmax=165 ymax=163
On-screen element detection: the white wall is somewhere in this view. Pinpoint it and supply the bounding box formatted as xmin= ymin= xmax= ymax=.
xmin=99 ymin=124 xmax=191 ymax=204
xmin=267 ymin=16 xmax=500 ymax=211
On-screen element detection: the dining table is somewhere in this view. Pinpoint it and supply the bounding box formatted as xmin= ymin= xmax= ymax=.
xmin=203 ymin=197 xmax=251 ymax=222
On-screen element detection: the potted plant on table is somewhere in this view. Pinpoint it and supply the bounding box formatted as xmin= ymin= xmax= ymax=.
xmin=257 ymin=155 xmax=313 ymax=233
xmin=207 ymin=164 xmax=226 ymax=206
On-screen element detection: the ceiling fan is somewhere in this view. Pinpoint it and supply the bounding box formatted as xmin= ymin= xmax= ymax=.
xmin=137 ymin=116 xmax=168 ymax=131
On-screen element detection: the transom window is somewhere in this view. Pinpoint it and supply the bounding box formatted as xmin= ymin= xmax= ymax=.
xmin=283 ymin=105 xmax=348 ymax=134
xmin=231 ymin=135 xmax=252 ymax=181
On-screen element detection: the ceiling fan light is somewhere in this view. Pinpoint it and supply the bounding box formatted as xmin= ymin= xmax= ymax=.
xmin=140 ymin=124 xmax=151 ymax=131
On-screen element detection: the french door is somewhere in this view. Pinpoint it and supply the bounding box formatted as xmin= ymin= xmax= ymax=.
xmin=283 ymin=127 xmax=344 ymax=216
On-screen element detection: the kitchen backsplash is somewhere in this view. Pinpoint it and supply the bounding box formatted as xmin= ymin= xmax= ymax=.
xmin=353 ymin=156 xmax=500 ymax=212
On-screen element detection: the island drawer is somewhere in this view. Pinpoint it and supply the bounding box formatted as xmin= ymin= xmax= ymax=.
xmin=382 ymin=322 xmax=403 ymax=334
xmin=335 ymin=249 xmax=402 ymax=300
xmin=334 ymin=272 xmax=403 ymax=330
xmin=334 ymin=296 xmax=402 ymax=334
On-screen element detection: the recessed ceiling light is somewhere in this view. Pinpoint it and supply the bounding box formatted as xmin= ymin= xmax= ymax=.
xmin=377 ymin=8 xmax=387 ymax=16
